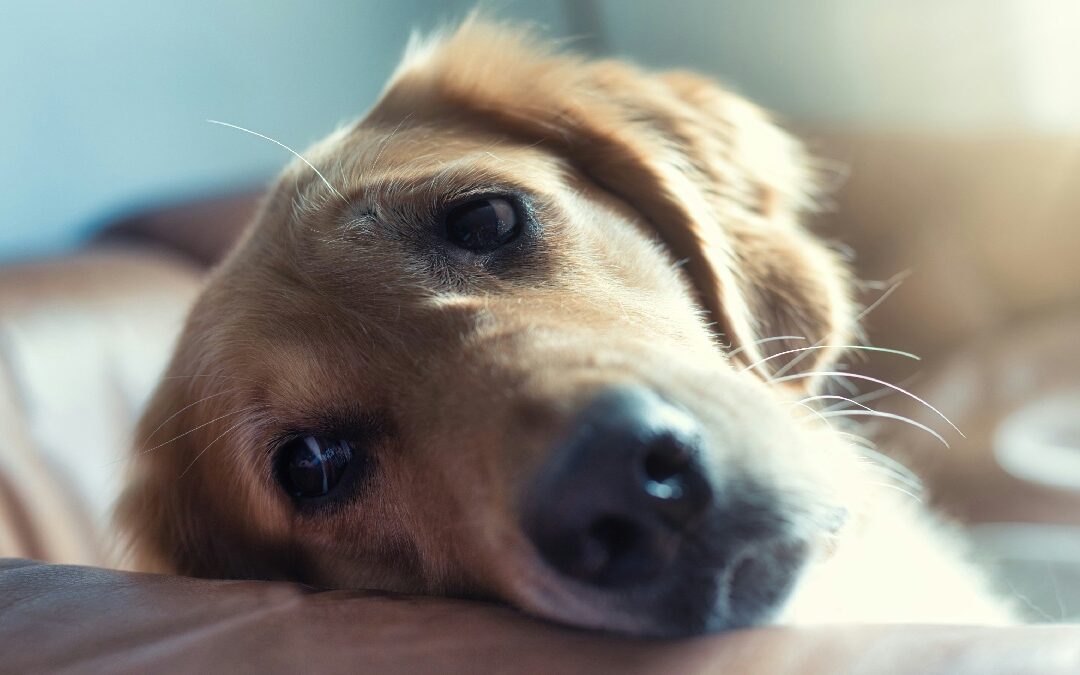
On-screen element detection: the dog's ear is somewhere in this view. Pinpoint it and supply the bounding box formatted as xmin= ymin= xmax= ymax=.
xmin=115 ymin=352 xmax=297 ymax=578
xmin=380 ymin=21 xmax=854 ymax=383
xmin=657 ymin=71 xmax=855 ymax=382
xmin=115 ymin=376 xmax=214 ymax=574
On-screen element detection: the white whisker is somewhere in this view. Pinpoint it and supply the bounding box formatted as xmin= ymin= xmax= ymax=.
xmin=834 ymin=429 xmax=877 ymax=448
xmin=831 ymin=372 xmax=861 ymax=396
xmin=369 ymin=112 xmax=414 ymax=175
xmin=744 ymin=344 xmax=919 ymax=374
xmin=858 ymin=459 xmax=923 ymax=491
xmin=774 ymin=371 xmax=964 ymax=437
xmin=179 ymin=416 xmax=254 ymax=478
xmin=855 ymin=271 xmax=910 ymax=323
xmin=792 ymin=400 xmax=836 ymax=430
xmin=796 ymin=394 xmax=875 ymax=413
xmin=800 ymin=396 xmax=928 ymax=490
xmin=867 ymin=480 xmax=923 ymax=503
xmin=817 ymin=409 xmax=949 ymax=448
xmin=818 ymin=378 xmax=917 ymax=412
xmin=207 ymin=119 xmax=346 ymax=201
xmin=138 ymin=389 xmax=240 ymax=447
xmin=850 ymin=445 xmax=923 ymax=490
xmin=798 ymin=404 xmax=927 ymax=489
xmin=135 ymin=405 xmax=262 ymax=456
xmin=770 ymin=273 xmax=911 ymax=380
xmin=771 ymin=336 xmax=827 ymax=379
xmin=727 ymin=335 xmax=807 ymax=360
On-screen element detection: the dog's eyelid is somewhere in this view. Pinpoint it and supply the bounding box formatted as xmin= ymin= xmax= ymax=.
xmin=341 ymin=211 xmax=378 ymax=232
xmin=266 ymin=409 xmax=390 ymax=450
xmin=444 ymin=182 xmax=533 ymax=207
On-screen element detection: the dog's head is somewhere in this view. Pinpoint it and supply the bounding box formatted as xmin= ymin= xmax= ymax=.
xmin=120 ymin=20 xmax=868 ymax=636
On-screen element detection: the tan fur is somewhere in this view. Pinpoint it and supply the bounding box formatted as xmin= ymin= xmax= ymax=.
xmin=118 ymin=18 xmax=1011 ymax=632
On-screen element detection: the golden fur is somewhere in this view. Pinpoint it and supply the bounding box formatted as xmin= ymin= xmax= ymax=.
xmin=118 ymin=18 xmax=1011 ymax=634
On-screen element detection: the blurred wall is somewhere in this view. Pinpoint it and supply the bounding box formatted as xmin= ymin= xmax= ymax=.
xmin=0 ymin=0 xmax=568 ymax=261
xmin=4 ymin=1 xmax=1079 ymax=261
xmin=591 ymin=0 xmax=1080 ymax=132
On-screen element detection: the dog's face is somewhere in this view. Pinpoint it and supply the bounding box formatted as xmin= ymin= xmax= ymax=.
xmin=121 ymin=21 xmax=868 ymax=636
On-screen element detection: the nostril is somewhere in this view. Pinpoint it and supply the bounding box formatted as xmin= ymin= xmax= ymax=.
xmin=581 ymin=515 xmax=670 ymax=587
xmin=643 ymin=440 xmax=690 ymax=481
xmin=638 ymin=435 xmax=712 ymax=527
xmin=642 ymin=441 xmax=692 ymax=500
xmin=580 ymin=517 xmax=642 ymax=583
xmin=538 ymin=514 xmax=662 ymax=588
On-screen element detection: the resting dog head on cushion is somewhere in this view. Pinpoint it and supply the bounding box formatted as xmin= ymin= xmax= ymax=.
xmin=118 ymin=18 xmax=999 ymax=636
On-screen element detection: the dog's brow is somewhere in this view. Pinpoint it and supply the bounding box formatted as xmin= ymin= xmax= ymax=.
xmin=345 ymin=169 xmax=535 ymax=214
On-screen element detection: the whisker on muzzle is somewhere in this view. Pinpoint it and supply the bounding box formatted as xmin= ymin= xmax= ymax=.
xmin=816 ymin=377 xmax=920 ymax=412
xmin=726 ymin=335 xmax=808 ymax=360
xmin=793 ymin=397 xmax=925 ymax=491
xmin=742 ymin=344 xmax=920 ymax=378
xmin=817 ymin=409 xmax=950 ymax=448
xmin=794 ymin=393 xmax=875 ymax=413
xmin=773 ymin=371 xmax=964 ymax=438
xmin=865 ymin=478 xmax=924 ymax=503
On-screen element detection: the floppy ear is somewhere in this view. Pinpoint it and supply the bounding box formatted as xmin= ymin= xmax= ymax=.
xmin=115 ymin=353 xmax=298 ymax=578
xmin=658 ymin=71 xmax=855 ymax=380
xmin=378 ymin=21 xmax=854 ymax=384
xmin=115 ymin=376 xmax=220 ymax=574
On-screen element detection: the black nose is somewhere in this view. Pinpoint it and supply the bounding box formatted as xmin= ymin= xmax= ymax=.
xmin=523 ymin=387 xmax=713 ymax=588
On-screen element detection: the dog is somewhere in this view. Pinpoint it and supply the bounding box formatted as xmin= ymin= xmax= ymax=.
xmin=118 ymin=18 xmax=1013 ymax=636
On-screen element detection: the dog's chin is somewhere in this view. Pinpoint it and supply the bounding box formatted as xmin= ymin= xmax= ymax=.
xmin=502 ymin=537 xmax=810 ymax=638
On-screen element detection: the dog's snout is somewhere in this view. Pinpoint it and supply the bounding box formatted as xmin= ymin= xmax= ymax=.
xmin=523 ymin=386 xmax=712 ymax=588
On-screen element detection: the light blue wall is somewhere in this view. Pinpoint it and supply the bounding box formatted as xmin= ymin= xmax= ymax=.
xmin=0 ymin=0 xmax=570 ymax=261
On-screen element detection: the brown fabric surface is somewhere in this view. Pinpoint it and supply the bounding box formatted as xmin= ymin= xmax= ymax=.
xmin=2 ymin=559 xmax=1078 ymax=674
xmin=94 ymin=191 xmax=261 ymax=268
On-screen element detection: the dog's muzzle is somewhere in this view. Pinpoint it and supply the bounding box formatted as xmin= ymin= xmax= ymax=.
xmin=522 ymin=386 xmax=811 ymax=634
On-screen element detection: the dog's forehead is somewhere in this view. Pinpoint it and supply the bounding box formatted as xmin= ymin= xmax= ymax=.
xmin=288 ymin=121 xmax=569 ymax=213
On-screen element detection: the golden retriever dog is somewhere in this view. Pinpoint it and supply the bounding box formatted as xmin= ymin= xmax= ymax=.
xmin=118 ymin=18 xmax=1012 ymax=636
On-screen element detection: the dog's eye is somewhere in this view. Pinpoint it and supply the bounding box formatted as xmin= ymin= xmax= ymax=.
xmin=443 ymin=197 xmax=520 ymax=252
xmin=277 ymin=436 xmax=355 ymax=499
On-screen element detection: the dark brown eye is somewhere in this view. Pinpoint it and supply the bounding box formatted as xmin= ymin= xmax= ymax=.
xmin=444 ymin=197 xmax=521 ymax=252
xmin=277 ymin=436 xmax=355 ymax=500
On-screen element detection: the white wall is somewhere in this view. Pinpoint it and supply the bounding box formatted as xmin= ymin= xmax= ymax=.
xmin=0 ymin=0 xmax=569 ymax=260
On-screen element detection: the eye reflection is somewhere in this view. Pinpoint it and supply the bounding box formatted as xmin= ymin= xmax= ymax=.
xmin=277 ymin=435 xmax=355 ymax=499
xmin=444 ymin=196 xmax=521 ymax=252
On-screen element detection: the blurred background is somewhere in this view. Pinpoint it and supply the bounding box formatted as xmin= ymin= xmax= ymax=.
xmin=2 ymin=0 xmax=1079 ymax=621
xmin=6 ymin=0 xmax=1080 ymax=261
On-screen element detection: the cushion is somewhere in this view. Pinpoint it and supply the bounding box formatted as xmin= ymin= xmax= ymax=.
xmin=2 ymin=559 xmax=1078 ymax=674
